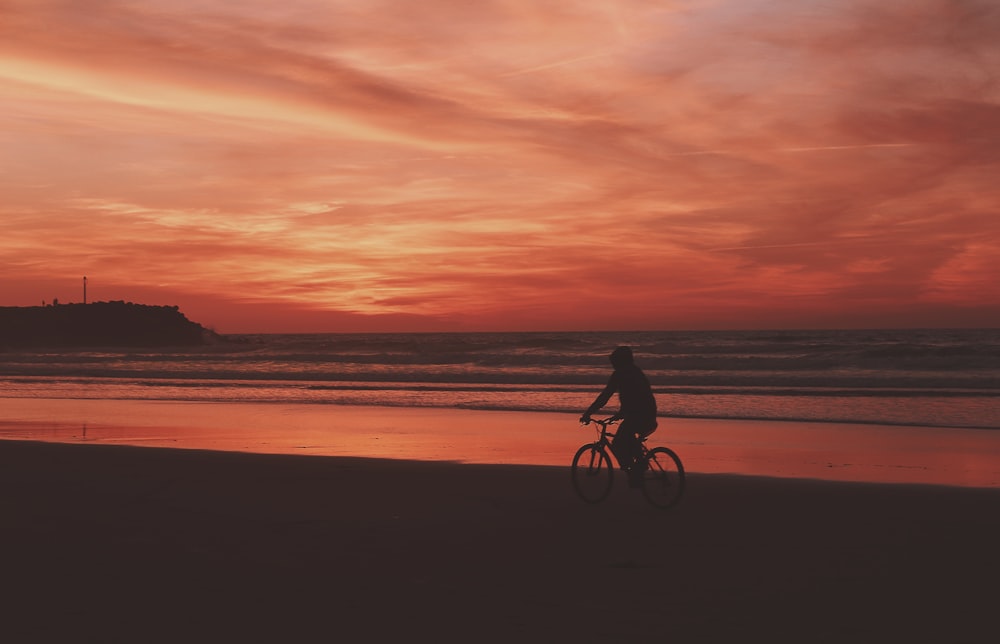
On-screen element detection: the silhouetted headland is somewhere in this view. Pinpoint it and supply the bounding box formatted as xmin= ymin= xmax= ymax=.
xmin=0 ymin=301 xmax=217 ymax=348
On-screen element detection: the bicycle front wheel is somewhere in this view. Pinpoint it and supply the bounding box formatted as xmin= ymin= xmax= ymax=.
xmin=642 ymin=447 xmax=685 ymax=508
xmin=571 ymin=443 xmax=614 ymax=503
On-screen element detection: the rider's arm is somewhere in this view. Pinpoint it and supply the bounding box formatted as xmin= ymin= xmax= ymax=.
xmin=581 ymin=372 xmax=618 ymax=422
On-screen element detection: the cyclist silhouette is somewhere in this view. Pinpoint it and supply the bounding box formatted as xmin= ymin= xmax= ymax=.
xmin=580 ymin=346 xmax=658 ymax=486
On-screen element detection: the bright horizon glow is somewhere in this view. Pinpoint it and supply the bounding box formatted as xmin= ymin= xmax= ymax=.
xmin=2 ymin=0 xmax=998 ymax=333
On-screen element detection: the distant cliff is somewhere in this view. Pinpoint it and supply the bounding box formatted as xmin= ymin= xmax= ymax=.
xmin=0 ymin=302 xmax=216 ymax=348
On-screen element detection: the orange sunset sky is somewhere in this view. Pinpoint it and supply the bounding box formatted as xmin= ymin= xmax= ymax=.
xmin=2 ymin=0 xmax=998 ymax=333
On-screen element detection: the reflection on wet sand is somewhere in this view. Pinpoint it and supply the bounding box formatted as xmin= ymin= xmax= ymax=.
xmin=1 ymin=398 xmax=998 ymax=488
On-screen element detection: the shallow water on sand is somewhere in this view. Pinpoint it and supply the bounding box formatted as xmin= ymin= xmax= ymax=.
xmin=3 ymin=398 xmax=998 ymax=488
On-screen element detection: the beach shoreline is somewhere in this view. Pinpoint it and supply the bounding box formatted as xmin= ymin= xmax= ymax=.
xmin=2 ymin=438 xmax=998 ymax=642
xmin=2 ymin=397 xmax=999 ymax=488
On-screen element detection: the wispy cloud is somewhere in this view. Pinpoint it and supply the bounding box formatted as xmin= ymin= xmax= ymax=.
xmin=1 ymin=0 xmax=998 ymax=330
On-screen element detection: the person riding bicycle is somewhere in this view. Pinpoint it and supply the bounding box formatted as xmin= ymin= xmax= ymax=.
xmin=580 ymin=346 xmax=658 ymax=487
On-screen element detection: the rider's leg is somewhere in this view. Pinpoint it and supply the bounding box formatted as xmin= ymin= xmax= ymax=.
xmin=611 ymin=423 xmax=645 ymax=488
xmin=632 ymin=417 xmax=659 ymax=459
xmin=610 ymin=429 xmax=640 ymax=471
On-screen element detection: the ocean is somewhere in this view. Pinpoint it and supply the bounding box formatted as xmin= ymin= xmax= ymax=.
xmin=2 ymin=329 xmax=998 ymax=430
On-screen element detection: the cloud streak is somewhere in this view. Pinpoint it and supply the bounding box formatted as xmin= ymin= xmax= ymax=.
xmin=1 ymin=0 xmax=998 ymax=331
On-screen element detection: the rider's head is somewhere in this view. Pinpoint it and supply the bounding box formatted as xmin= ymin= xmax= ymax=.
xmin=609 ymin=345 xmax=634 ymax=370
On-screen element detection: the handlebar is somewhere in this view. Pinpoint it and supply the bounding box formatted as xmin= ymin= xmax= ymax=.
xmin=581 ymin=416 xmax=620 ymax=428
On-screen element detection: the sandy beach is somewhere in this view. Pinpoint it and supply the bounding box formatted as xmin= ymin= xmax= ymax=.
xmin=2 ymin=400 xmax=999 ymax=642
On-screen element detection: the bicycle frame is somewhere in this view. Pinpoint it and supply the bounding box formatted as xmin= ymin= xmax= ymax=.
xmin=573 ymin=416 xmax=685 ymax=508
xmin=582 ymin=417 xmax=650 ymax=467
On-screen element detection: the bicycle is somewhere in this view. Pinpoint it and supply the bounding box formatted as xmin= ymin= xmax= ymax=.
xmin=571 ymin=417 xmax=685 ymax=508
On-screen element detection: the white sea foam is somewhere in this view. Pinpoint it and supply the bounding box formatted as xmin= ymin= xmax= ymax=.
xmin=2 ymin=329 xmax=998 ymax=429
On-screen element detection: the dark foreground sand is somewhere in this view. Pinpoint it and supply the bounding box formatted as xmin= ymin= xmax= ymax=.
xmin=2 ymin=440 xmax=998 ymax=644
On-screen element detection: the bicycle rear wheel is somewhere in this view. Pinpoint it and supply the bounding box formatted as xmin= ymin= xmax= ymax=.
xmin=641 ymin=447 xmax=685 ymax=508
xmin=571 ymin=443 xmax=614 ymax=503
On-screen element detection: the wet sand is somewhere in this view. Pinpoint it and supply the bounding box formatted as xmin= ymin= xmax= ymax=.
xmin=2 ymin=437 xmax=999 ymax=643
xmin=4 ymin=398 xmax=999 ymax=487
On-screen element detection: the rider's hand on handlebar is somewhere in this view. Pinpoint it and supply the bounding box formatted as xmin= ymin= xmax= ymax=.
xmin=579 ymin=413 xmax=591 ymax=425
